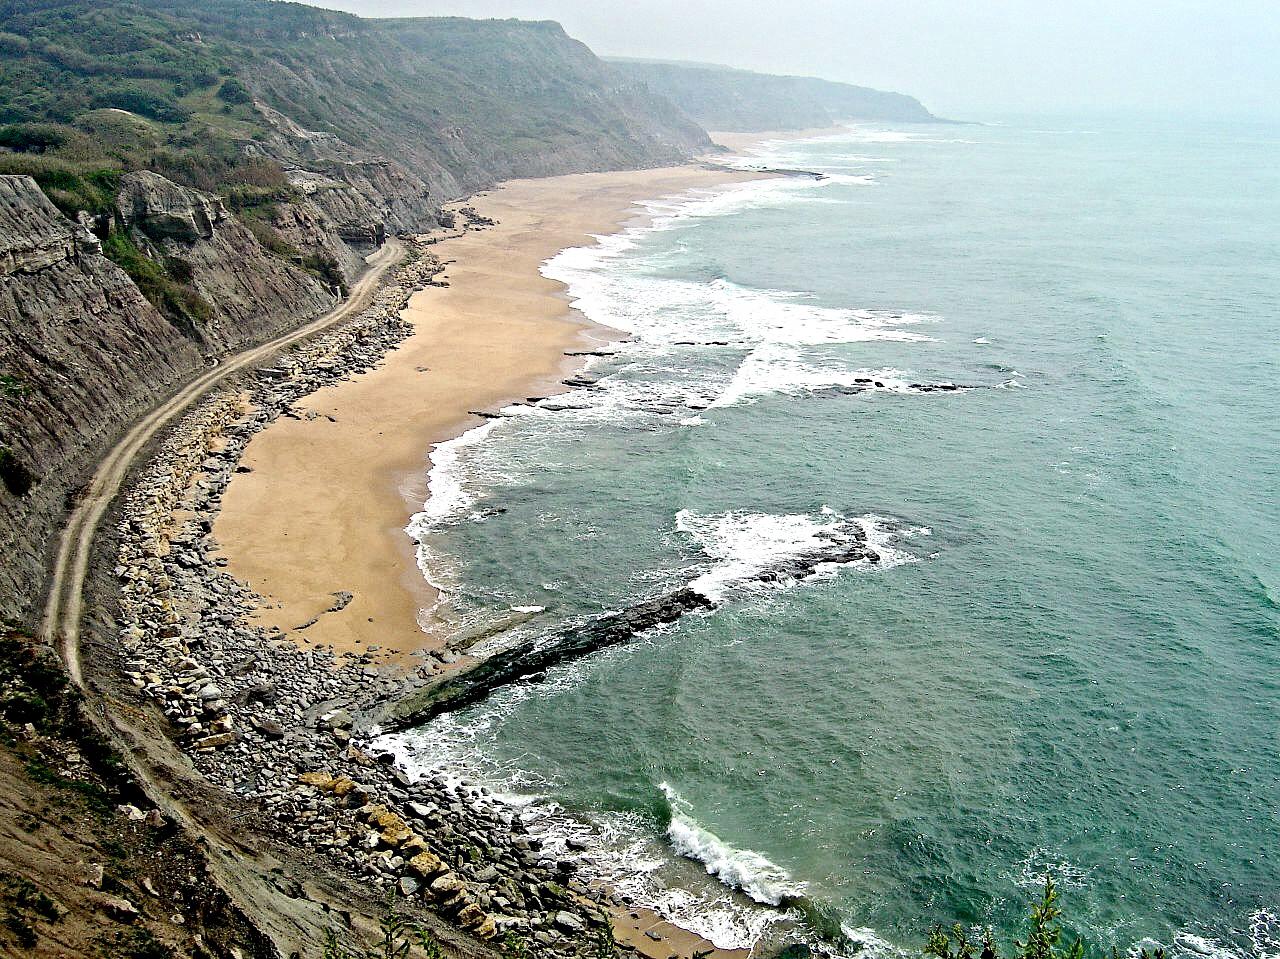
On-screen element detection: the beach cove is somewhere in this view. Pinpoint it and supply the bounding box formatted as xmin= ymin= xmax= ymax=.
xmin=214 ymin=163 xmax=766 ymax=660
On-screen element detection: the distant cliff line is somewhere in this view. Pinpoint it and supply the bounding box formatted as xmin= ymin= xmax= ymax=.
xmin=607 ymin=58 xmax=944 ymax=131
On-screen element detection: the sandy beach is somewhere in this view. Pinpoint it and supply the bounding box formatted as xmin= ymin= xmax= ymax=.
xmin=215 ymin=164 xmax=762 ymax=659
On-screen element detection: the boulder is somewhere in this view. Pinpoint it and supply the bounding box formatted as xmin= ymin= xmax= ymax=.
xmin=407 ymin=851 xmax=447 ymax=880
xmin=428 ymin=874 xmax=464 ymax=900
xmin=554 ymin=911 xmax=585 ymax=934
xmin=118 ymin=171 xmax=227 ymax=243
xmin=318 ymin=708 xmax=354 ymax=731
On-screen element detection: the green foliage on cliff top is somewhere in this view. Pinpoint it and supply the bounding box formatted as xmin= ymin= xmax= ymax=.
xmin=0 ymin=154 xmax=120 ymax=216
xmin=0 ymin=0 xmax=300 ymax=199
xmin=0 ymin=0 xmax=709 ymax=201
xmin=0 ymin=0 xmax=225 ymax=125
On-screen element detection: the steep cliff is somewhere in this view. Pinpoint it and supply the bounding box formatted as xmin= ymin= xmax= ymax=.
xmin=0 ymin=176 xmax=203 ymax=618
xmin=234 ymin=15 xmax=713 ymax=195
xmin=0 ymin=171 xmax=335 ymax=622
xmin=608 ymin=59 xmax=941 ymax=130
xmin=116 ymin=170 xmax=335 ymax=348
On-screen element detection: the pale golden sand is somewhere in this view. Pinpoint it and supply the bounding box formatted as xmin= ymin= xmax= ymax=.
xmin=214 ymin=165 xmax=761 ymax=658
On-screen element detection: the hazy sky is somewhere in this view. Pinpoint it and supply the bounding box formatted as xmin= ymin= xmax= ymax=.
xmin=308 ymin=0 xmax=1279 ymax=119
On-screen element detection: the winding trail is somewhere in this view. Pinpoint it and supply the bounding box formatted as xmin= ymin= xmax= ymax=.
xmin=40 ymin=238 xmax=406 ymax=687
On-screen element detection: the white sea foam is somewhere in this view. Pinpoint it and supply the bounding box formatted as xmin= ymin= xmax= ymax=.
xmin=1156 ymin=911 xmax=1280 ymax=959
xmin=660 ymin=783 xmax=805 ymax=907
xmin=1008 ymin=847 xmax=1094 ymax=890
xmin=537 ymin=169 xmax=946 ymax=421
xmin=402 ymin=420 xmax=503 ymax=600
xmin=839 ymin=924 xmax=909 ymax=959
xmin=415 ymin=420 xmax=499 ymax=524
xmin=713 ymin=350 xmax=921 ymax=408
xmin=677 ymin=508 xmax=924 ymax=602
xmin=704 ymin=280 xmax=936 ymax=346
xmin=546 ymin=226 xmax=939 ymax=413
xmin=404 ymin=152 xmax=954 ymax=631
xmin=1250 ymin=910 xmax=1280 ymax=959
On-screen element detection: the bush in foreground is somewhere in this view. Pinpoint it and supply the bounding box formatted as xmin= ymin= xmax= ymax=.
xmin=925 ymin=879 xmax=1166 ymax=959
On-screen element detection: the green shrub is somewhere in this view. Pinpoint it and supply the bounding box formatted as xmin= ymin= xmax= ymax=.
xmin=924 ymin=879 xmax=1167 ymax=959
xmin=0 ymin=374 xmax=26 ymax=398
xmin=0 ymin=32 xmax=31 ymax=56
xmin=102 ymin=229 xmax=212 ymax=338
xmin=323 ymin=898 xmax=443 ymax=959
xmin=0 ymin=692 xmax=48 ymax=726
xmin=0 ymin=122 xmax=68 ymax=153
xmin=0 ymin=155 xmax=121 ymax=217
xmin=90 ymin=85 xmax=191 ymax=124
xmin=217 ymin=76 xmax=252 ymax=105
xmin=243 ymin=216 xmax=300 ymax=259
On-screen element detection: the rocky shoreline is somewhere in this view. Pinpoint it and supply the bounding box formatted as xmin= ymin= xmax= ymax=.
xmin=106 ymin=237 xmax=629 ymax=957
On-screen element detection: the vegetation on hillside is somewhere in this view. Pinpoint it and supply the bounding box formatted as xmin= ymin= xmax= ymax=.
xmin=100 ymin=230 xmax=214 ymax=339
xmin=321 ymin=898 xmax=445 ymax=959
xmin=0 ymin=0 xmax=708 ymax=201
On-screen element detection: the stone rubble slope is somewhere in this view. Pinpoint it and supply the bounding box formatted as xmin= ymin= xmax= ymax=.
xmin=110 ymin=238 xmax=626 ymax=957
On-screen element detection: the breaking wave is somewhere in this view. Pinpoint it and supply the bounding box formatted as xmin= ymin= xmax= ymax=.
xmin=659 ymin=783 xmax=805 ymax=907
xmin=677 ymin=507 xmax=925 ymax=602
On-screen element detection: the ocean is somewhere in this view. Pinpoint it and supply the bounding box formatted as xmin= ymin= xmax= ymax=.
xmin=384 ymin=117 xmax=1280 ymax=958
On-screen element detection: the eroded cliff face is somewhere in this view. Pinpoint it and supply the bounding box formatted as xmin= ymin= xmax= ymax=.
xmin=0 ymin=173 xmax=337 ymax=623
xmin=251 ymin=102 xmax=442 ymax=243
xmin=0 ymin=176 xmax=204 ymax=619
xmin=117 ymin=171 xmax=335 ymax=348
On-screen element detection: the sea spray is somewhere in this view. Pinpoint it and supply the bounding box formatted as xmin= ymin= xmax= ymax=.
xmin=677 ymin=508 xmax=925 ymax=602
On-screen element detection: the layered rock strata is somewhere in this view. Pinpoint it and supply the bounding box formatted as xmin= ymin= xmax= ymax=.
xmin=0 ymin=173 xmax=344 ymax=623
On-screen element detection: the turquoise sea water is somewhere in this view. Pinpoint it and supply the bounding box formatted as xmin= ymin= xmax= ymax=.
xmin=390 ymin=117 xmax=1280 ymax=957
